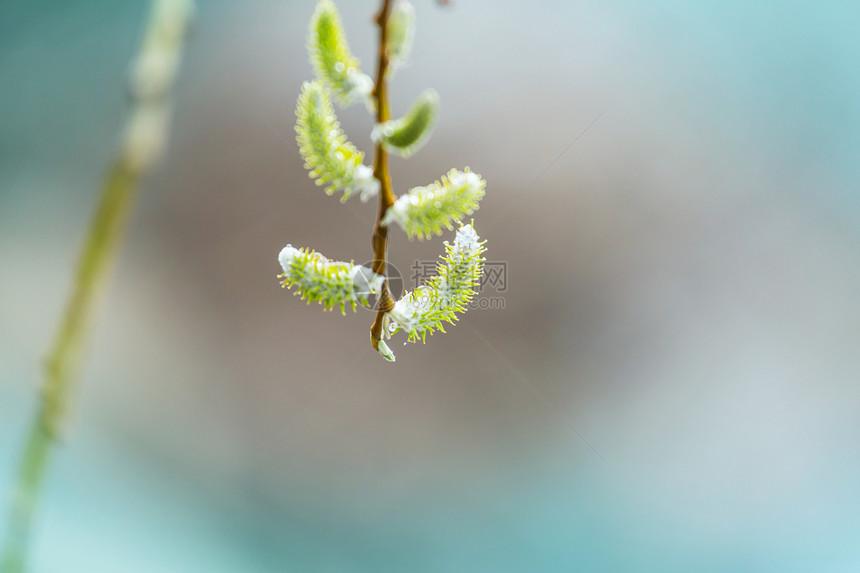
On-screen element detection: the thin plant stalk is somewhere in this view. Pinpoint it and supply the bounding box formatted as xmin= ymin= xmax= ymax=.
xmin=369 ymin=0 xmax=398 ymax=350
xmin=1 ymin=1 xmax=193 ymax=571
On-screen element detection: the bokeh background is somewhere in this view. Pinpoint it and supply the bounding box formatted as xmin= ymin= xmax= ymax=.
xmin=2 ymin=0 xmax=860 ymax=571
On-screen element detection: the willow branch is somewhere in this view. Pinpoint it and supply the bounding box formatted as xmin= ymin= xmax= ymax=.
xmin=369 ymin=0 xmax=397 ymax=350
xmin=1 ymin=2 xmax=193 ymax=571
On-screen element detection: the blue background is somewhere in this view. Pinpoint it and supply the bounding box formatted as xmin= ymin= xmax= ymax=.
xmin=2 ymin=1 xmax=859 ymax=571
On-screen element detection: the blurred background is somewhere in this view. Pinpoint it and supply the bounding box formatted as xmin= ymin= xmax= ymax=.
xmin=2 ymin=0 xmax=860 ymax=571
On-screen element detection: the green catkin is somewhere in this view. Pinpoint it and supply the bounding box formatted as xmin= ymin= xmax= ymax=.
xmin=384 ymin=222 xmax=486 ymax=348
xmin=295 ymin=81 xmax=379 ymax=202
xmin=278 ymin=245 xmax=384 ymax=315
xmin=386 ymin=0 xmax=416 ymax=73
xmin=383 ymin=168 xmax=485 ymax=239
xmin=372 ymin=89 xmax=439 ymax=158
xmin=309 ymin=0 xmax=373 ymax=106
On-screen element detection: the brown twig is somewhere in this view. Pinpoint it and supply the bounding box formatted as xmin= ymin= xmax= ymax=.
xmin=369 ymin=0 xmax=396 ymax=351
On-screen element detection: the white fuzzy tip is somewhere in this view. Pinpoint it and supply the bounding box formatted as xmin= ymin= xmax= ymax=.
xmin=354 ymin=164 xmax=380 ymax=202
xmin=377 ymin=339 xmax=396 ymax=362
xmin=349 ymin=265 xmax=385 ymax=297
xmin=278 ymin=244 xmax=300 ymax=273
xmin=453 ymin=224 xmax=481 ymax=255
xmin=449 ymin=170 xmax=481 ymax=190
xmin=346 ymin=69 xmax=374 ymax=103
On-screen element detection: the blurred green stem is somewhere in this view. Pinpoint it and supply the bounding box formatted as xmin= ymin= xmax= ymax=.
xmin=1 ymin=164 xmax=139 ymax=573
xmin=1 ymin=1 xmax=193 ymax=571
